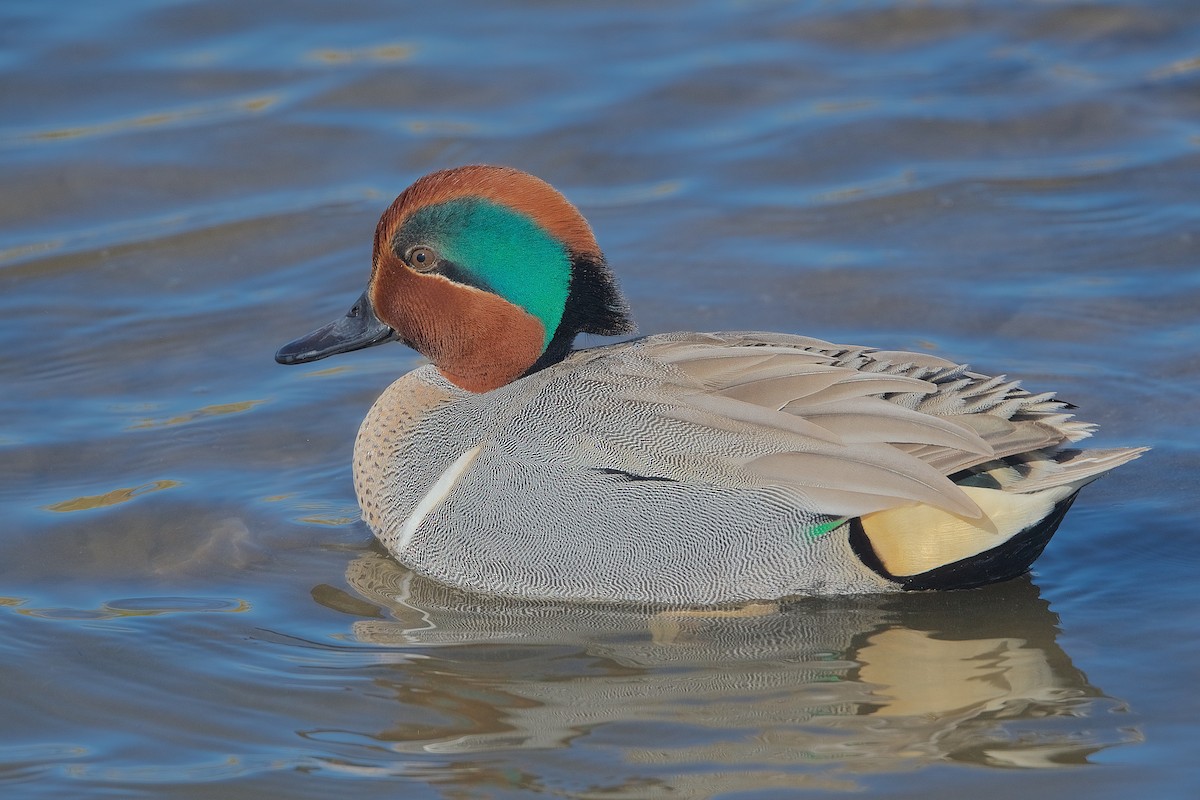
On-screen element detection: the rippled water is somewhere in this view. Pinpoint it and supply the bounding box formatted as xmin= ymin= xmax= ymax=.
xmin=3 ymin=1 xmax=1198 ymax=797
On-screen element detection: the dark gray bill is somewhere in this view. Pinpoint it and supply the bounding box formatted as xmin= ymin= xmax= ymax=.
xmin=275 ymin=289 xmax=397 ymax=365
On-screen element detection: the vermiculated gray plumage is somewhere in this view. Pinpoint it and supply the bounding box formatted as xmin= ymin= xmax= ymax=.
xmin=353 ymin=332 xmax=1145 ymax=604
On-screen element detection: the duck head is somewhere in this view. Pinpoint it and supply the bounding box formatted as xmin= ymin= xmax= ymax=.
xmin=276 ymin=165 xmax=635 ymax=392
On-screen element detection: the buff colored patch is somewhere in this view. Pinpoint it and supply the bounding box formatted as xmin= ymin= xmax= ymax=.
xmin=859 ymin=484 xmax=1075 ymax=577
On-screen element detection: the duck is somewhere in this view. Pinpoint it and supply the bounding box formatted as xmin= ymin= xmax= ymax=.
xmin=276 ymin=165 xmax=1146 ymax=606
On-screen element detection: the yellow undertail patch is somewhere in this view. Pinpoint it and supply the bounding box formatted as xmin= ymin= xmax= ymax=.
xmin=859 ymin=484 xmax=1076 ymax=578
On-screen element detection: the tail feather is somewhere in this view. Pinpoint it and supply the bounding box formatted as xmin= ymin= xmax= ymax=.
xmin=1003 ymin=446 xmax=1148 ymax=494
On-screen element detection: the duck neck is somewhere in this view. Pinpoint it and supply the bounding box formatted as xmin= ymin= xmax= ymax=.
xmin=522 ymin=250 xmax=635 ymax=378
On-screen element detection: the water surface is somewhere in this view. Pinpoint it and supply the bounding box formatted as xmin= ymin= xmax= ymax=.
xmin=2 ymin=1 xmax=1198 ymax=797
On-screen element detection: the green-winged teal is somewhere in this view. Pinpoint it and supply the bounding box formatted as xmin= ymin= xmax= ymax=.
xmin=277 ymin=165 xmax=1146 ymax=604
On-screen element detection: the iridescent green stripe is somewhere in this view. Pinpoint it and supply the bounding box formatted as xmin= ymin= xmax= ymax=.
xmin=403 ymin=199 xmax=570 ymax=349
xmin=806 ymin=517 xmax=848 ymax=540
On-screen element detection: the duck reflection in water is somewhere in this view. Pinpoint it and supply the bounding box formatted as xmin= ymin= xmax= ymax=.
xmin=309 ymin=552 xmax=1138 ymax=792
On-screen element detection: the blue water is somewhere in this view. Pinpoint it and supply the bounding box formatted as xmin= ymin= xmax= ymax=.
xmin=2 ymin=1 xmax=1198 ymax=797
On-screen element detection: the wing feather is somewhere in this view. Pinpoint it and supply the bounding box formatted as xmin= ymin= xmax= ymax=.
xmin=546 ymin=331 xmax=1110 ymax=521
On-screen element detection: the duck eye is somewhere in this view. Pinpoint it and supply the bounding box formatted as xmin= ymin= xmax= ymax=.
xmin=406 ymin=246 xmax=438 ymax=272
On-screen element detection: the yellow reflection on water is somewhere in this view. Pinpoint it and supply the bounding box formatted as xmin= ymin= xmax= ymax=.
xmin=1149 ymin=55 xmax=1200 ymax=79
xmin=299 ymin=515 xmax=361 ymax=526
xmin=0 ymin=238 xmax=64 ymax=266
xmin=45 ymin=479 xmax=181 ymax=512
xmin=858 ymin=627 xmax=1050 ymax=717
xmin=309 ymin=42 xmax=416 ymax=64
xmin=304 ymin=365 xmax=354 ymax=378
xmin=815 ymin=169 xmax=916 ymax=205
xmin=16 ymin=597 xmax=250 ymax=621
xmin=22 ymin=95 xmax=277 ymax=143
xmin=127 ymin=399 xmax=265 ymax=430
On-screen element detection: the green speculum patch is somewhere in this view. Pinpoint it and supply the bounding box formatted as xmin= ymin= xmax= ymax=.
xmin=806 ymin=517 xmax=848 ymax=540
xmin=402 ymin=199 xmax=571 ymax=350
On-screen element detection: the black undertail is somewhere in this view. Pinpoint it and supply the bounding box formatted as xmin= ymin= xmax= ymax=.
xmin=848 ymin=492 xmax=1080 ymax=591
